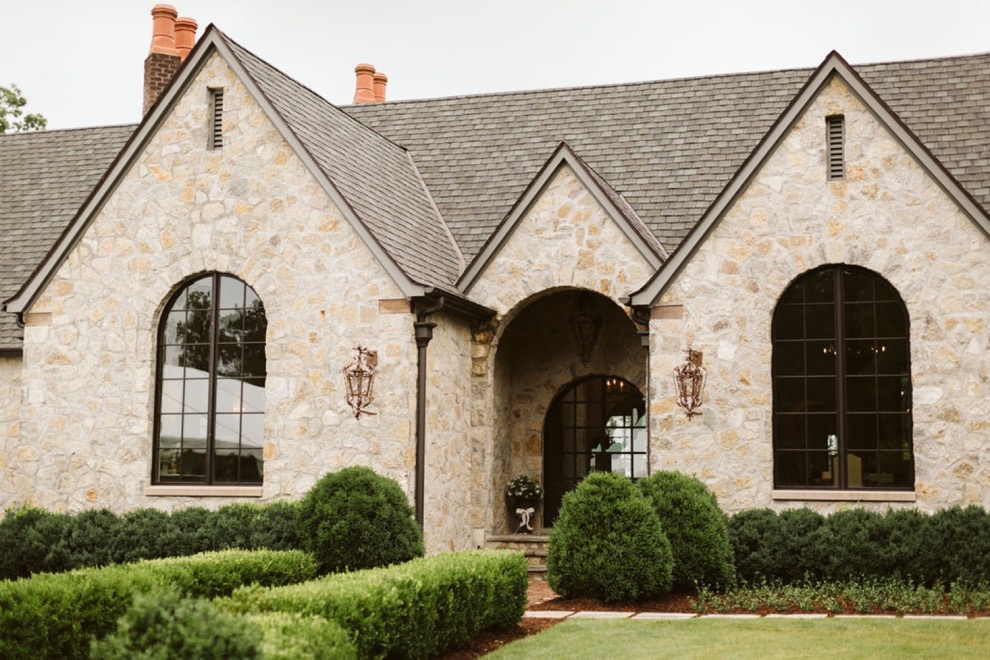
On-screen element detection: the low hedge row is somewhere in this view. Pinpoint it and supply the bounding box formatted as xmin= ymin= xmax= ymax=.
xmin=0 ymin=549 xmax=318 ymax=659
xmin=0 ymin=501 xmax=301 ymax=580
xmin=90 ymin=587 xmax=356 ymax=660
xmin=730 ymin=505 xmax=990 ymax=586
xmin=220 ymin=549 xmax=529 ymax=658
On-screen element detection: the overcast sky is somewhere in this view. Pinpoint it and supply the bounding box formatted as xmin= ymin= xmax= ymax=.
xmin=4 ymin=0 xmax=990 ymax=130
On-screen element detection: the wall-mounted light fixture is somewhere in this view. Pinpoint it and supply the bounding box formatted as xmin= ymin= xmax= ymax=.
xmin=343 ymin=346 xmax=378 ymax=418
xmin=569 ymin=293 xmax=603 ymax=366
xmin=673 ymin=348 xmax=706 ymax=419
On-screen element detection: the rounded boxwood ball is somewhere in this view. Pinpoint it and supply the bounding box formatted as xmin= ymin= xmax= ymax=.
xmin=547 ymin=471 xmax=673 ymax=602
xmin=297 ymin=466 xmax=424 ymax=573
xmin=638 ymin=471 xmax=735 ymax=590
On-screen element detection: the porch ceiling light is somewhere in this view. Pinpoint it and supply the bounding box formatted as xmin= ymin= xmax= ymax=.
xmin=569 ymin=294 xmax=603 ymax=366
xmin=673 ymin=348 xmax=706 ymax=419
xmin=343 ymin=346 xmax=378 ymax=418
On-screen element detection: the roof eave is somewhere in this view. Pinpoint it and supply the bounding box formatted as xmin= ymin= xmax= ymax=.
xmin=628 ymin=50 xmax=990 ymax=309
xmin=458 ymin=142 xmax=664 ymax=293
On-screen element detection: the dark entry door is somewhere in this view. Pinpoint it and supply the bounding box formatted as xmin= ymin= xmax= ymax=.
xmin=542 ymin=375 xmax=646 ymax=525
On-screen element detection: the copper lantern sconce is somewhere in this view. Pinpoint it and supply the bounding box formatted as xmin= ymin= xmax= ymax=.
xmin=343 ymin=346 xmax=378 ymax=418
xmin=673 ymin=348 xmax=706 ymax=419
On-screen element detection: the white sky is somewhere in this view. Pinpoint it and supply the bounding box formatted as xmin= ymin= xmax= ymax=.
xmin=3 ymin=0 xmax=990 ymax=130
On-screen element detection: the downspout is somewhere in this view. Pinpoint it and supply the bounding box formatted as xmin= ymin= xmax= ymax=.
xmin=632 ymin=306 xmax=651 ymax=475
xmin=414 ymin=296 xmax=445 ymax=528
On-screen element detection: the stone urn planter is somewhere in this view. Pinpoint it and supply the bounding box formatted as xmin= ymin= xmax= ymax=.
xmin=505 ymin=475 xmax=543 ymax=534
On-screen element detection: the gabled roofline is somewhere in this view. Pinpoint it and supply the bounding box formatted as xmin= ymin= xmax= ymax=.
xmin=458 ymin=142 xmax=666 ymax=293
xmin=4 ymin=25 xmax=433 ymax=315
xmin=628 ymin=50 xmax=990 ymax=309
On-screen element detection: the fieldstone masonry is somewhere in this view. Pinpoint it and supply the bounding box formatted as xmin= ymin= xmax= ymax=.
xmin=4 ymin=51 xmax=989 ymax=554
xmin=651 ymin=77 xmax=990 ymax=512
xmin=468 ymin=164 xmax=655 ymax=531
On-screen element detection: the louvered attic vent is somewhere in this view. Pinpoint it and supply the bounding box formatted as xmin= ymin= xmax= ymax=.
xmin=209 ymin=88 xmax=224 ymax=150
xmin=827 ymin=115 xmax=844 ymax=180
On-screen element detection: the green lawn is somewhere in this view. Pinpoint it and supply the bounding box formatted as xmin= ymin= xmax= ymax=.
xmin=490 ymin=618 xmax=990 ymax=659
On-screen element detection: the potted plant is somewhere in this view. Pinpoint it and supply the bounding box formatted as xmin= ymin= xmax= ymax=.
xmin=506 ymin=474 xmax=543 ymax=533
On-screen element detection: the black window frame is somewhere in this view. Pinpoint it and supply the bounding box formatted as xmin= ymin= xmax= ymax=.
xmin=543 ymin=375 xmax=647 ymax=525
xmin=772 ymin=264 xmax=914 ymax=491
xmin=152 ymin=272 xmax=267 ymax=486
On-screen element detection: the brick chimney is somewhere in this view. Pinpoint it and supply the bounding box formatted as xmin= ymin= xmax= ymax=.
xmin=373 ymin=72 xmax=388 ymax=102
xmin=143 ymin=5 xmax=197 ymax=115
xmin=353 ymin=64 xmax=377 ymax=103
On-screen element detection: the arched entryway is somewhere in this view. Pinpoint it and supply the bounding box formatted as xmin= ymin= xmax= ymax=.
xmin=490 ymin=289 xmax=646 ymax=532
xmin=543 ymin=375 xmax=647 ymax=525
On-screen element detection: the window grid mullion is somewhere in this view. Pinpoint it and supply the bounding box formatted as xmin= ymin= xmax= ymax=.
xmin=205 ymin=273 xmax=220 ymax=485
xmin=834 ymin=266 xmax=848 ymax=489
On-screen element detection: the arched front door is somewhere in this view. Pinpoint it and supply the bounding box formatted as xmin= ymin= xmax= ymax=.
xmin=542 ymin=375 xmax=647 ymax=525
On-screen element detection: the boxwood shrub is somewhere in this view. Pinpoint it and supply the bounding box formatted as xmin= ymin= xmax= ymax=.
xmin=638 ymin=471 xmax=735 ymax=590
xmin=90 ymin=586 xmax=262 ymax=660
xmin=221 ymin=549 xmax=527 ymax=659
xmin=729 ymin=505 xmax=990 ymax=587
xmin=296 ymin=466 xmax=424 ymax=574
xmin=0 ymin=549 xmax=318 ymax=659
xmin=0 ymin=501 xmax=302 ymax=580
xmin=547 ymin=471 xmax=673 ymax=602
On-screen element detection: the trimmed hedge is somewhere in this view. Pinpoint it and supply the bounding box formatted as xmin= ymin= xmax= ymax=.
xmin=729 ymin=505 xmax=990 ymax=587
xmin=0 ymin=549 xmax=318 ymax=659
xmin=90 ymin=588 xmax=356 ymax=659
xmin=90 ymin=586 xmax=262 ymax=660
xmin=547 ymin=472 xmax=673 ymax=602
xmin=638 ymin=471 xmax=735 ymax=590
xmin=296 ymin=466 xmax=424 ymax=574
xmin=220 ymin=550 xmax=528 ymax=659
xmin=248 ymin=612 xmax=356 ymax=659
xmin=0 ymin=502 xmax=301 ymax=580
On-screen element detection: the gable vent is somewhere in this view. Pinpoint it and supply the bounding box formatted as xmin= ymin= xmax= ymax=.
xmin=209 ymin=88 xmax=224 ymax=150
xmin=827 ymin=115 xmax=844 ymax=180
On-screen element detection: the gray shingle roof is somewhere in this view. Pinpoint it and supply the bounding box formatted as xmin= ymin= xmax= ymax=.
xmin=344 ymin=52 xmax=990 ymax=260
xmin=3 ymin=47 xmax=989 ymax=350
xmin=222 ymin=33 xmax=464 ymax=288
xmin=0 ymin=125 xmax=135 ymax=351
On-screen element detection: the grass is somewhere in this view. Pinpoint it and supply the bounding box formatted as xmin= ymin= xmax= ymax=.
xmin=489 ymin=618 xmax=990 ymax=659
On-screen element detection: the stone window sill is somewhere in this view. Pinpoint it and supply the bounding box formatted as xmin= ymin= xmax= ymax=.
xmin=144 ymin=485 xmax=263 ymax=498
xmin=772 ymin=489 xmax=915 ymax=503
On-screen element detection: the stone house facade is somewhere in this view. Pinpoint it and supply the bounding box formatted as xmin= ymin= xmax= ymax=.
xmin=1 ymin=7 xmax=988 ymax=552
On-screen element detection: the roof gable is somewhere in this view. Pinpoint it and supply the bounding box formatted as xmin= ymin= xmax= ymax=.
xmin=4 ymin=26 xmax=465 ymax=319
xmin=629 ymin=51 xmax=990 ymax=308
xmin=459 ymin=142 xmax=666 ymax=292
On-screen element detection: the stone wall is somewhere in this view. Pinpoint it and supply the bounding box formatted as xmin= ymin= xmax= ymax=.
xmin=468 ymin=164 xmax=656 ymax=532
xmin=423 ymin=310 xmax=481 ymax=551
xmin=0 ymin=356 xmax=23 ymax=502
xmin=651 ymin=76 xmax=990 ymax=513
xmin=9 ymin=54 xmax=430 ymax=525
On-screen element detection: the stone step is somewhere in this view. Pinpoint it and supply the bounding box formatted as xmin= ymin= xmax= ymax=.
xmin=485 ymin=533 xmax=550 ymax=574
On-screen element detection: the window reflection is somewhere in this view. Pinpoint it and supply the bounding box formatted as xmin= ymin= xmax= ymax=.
xmin=154 ymin=274 xmax=267 ymax=485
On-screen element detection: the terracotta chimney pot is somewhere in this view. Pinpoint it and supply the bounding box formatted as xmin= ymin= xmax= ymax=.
xmin=373 ymin=72 xmax=388 ymax=103
xmin=174 ymin=17 xmax=198 ymax=61
xmin=354 ymin=63 xmax=376 ymax=104
xmin=149 ymin=4 xmax=179 ymax=56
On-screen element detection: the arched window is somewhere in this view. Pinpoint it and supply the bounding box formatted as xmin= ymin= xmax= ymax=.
xmin=543 ymin=375 xmax=647 ymax=524
xmin=153 ymin=273 xmax=267 ymax=485
xmin=772 ymin=265 xmax=913 ymax=490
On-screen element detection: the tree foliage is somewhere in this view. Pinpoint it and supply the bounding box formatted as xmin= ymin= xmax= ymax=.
xmin=0 ymin=84 xmax=47 ymax=133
